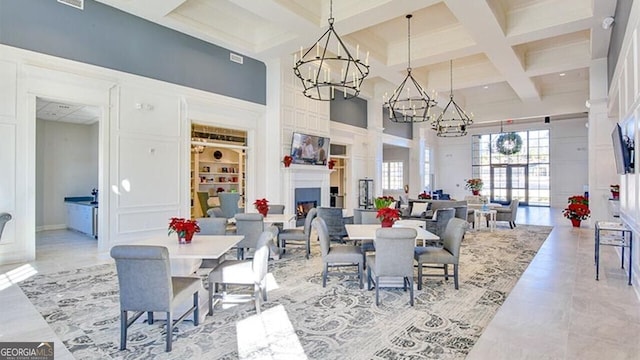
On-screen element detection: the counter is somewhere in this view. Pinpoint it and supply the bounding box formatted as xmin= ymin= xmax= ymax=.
xmin=64 ymin=196 xmax=98 ymax=238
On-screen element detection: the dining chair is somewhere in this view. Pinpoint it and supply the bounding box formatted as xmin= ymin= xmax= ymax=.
xmin=414 ymin=218 xmax=467 ymax=290
xmin=110 ymin=245 xmax=200 ymax=352
xmin=316 ymin=207 xmax=349 ymax=243
xmin=278 ymin=207 xmax=317 ymax=259
xmin=313 ymin=217 xmax=363 ymax=289
xmin=218 ymin=192 xmax=242 ymax=219
xmin=208 ymin=229 xmax=274 ymax=315
xmin=0 ymin=212 xmax=12 ymax=242
xmin=196 ymin=217 xmax=230 ymax=268
xmin=423 ymin=208 xmax=455 ymax=239
xmin=235 ymin=213 xmax=264 ymax=260
xmin=366 ymin=227 xmax=417 ymax=306
xmin=267 ymin=205 xmax=285 ymax=214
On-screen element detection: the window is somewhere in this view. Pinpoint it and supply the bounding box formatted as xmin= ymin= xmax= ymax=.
xmin=382 ymin=161 xmax=403 ymax=190
xmin=423 ymin=148 xmax=431 ymax=191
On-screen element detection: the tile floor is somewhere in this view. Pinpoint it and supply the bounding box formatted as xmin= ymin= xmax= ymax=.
xmin=0 ymin=207 xmax=638 ymax=359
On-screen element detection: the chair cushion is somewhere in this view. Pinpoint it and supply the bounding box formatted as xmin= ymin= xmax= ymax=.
xmin=326 ymin=245 xmax=362 ymax=263
xmin=279 ymin=228 xmax=305 ymax=241
xmin=411 ymin=202 xmax=429 ymax=217
xmin=414 ymin=246 xmax=456 ymax=264
xmin=209 ymin=260 xmax=253 ymax=285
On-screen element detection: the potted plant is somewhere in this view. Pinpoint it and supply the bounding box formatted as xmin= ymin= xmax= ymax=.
xmin=465 ymin=178 xmax=483 ymax=195
xmin=168 ymin=217 xmax=200 ymax=244
xmin=374 ymin=195 xmax=396 ymax=209
xmin=328 ymin=159 xmax=336 ymax=170
xmin=254 ymin=198 xmax=269 ymax=216
xmin=282 ymin=155 xmax=293 ymax=168
xmin=562 ymin=195 xmax=590 ymax=227
xmin=610 ymin=184 xmax=620 ymax=199
xmin=376 ymin=207 xmax=401 ymax=227
xmin=418 ymin=191 xmax=431 ymax=200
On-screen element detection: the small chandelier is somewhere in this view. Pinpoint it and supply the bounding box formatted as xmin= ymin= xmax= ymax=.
xmin=431 ymin=60 xmax=473 ymax=137
xmin=384 ymin=14 xmax=437 ymax=123
xmin=293 ymin=0 xmax=369 ymax=101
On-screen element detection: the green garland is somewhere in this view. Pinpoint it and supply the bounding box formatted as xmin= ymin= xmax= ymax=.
xmin=496 ymin=132 xmax=523 ymax=155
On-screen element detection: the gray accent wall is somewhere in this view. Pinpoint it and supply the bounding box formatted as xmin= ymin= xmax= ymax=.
xmin=0 ymin=0 xmax=266 ymax=105
xmin=382 ymin=108 xmax=413 ymax=139
xmin=330 ymin=96 xmax=368 ymax=129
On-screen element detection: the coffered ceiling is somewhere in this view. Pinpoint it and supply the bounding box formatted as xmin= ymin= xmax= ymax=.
xmin=95 ymin=0 xmax=617 ymax=124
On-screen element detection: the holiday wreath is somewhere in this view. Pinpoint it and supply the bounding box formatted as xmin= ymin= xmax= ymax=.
xmin=496 ymin=132 xmax=523 ymax=155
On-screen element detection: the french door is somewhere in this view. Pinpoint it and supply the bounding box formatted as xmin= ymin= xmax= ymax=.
xmin=491 ymin=165 xmax=528 ymax=205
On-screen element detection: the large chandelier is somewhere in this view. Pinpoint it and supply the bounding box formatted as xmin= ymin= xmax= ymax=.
xmin=384 ymin=14 xmax=437 ymax=123
xmin=293 ymin=0 xmax=369 ymax=101
xmin=431 ymin=60 xmax=473 ymax=137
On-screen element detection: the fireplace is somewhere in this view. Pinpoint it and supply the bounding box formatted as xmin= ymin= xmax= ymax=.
xmin=295 ymin=187 xmax=321 ymax=226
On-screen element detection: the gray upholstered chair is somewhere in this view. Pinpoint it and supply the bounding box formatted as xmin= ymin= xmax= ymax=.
xmin=208 ymin=230 xmax=274 ymax=315
xmin=235 ymin=213 xmax=264 ymax=260
xmin=423 ymin=208 xmax=455 ymax=238
xmin=495 ymin=199 xmax=520 ymax=229
xmin=267 ymin=204 xmax=285 ymax=214
xmin=196 ymin=217 xmax=230 ymax=268
xmin=110 ymin=245 xmax=200 ymax=352
xmin=218 ymin=192 xmax=242 ymax=219
xmin=366 ymin=227 xmax=417 ymax=306
xmin=207 ymin=207 xmax=224 ymax=218
xmin=197 ymin=191 xmax=212 ymax=217
xmin=316 ymin=207 xmax=348 ymax=242
xmin=313 ymin=217 xmax=363 ymax=289
xmin=0 ymin=212 xmax=12 ymax=242
xmin=354 ymin=209 xmax=379 ymax=267
xmin=278 ymin=207 xmax=317 ymax=259
xmin=414 ymin=218 xmax=467 ymax=290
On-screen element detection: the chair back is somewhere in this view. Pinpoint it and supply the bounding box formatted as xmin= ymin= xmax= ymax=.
xmin=252 ymin=230 xmax=274 ymax=284
xmin=218 ymin=192 xmax=241 ymax=218
xmin=0 ymin=212 xmax=12 ymax=242
xmin=110 ymin=245 xmax=172 ymax=311
xmin=196 ymin=217 xmax=227 ymax=235
xmin=453 ymin=205 xmax=468 ymax=220
xmin=433 ymin=208 xmax=455 ymax=236
xmin=373 ymin=228 xmax=417 ymax=277
xmin=303 ymin=208 xmax=318 ymax=237
xmin=267 ymin=205 xmax=285 ymax=214
xmin=316 ymin=207 xmax=347 ymax=241
xmin=509 ymin=198 xmax=520 ymax=218
xmin=442 ymin=218 xmax=468 ymax=259
xmin=360 ymin=211 xmax=380 ymax=224
xmin=312 ymin=217 xmax=331 ymax=257
xmin=235 ymin=213 xmax=265 ymax=249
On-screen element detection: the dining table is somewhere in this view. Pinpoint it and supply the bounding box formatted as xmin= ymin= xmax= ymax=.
xmin=345 ymin=223 xmax=439 ymax=247
xmin=261 ymin=213 xmax=297 ymax=228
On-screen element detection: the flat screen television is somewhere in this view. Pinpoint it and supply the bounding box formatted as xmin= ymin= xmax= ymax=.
xmin=611 ymin=123 xmax=633 ymax=174
xmin=290 ymin=132 xmax=330 ymax=165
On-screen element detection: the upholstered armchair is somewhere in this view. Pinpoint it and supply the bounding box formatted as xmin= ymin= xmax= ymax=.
xmin=414 ymin=218 xmax=467 ymax=290
xmin=366 ymin=227 xmax=417 ymax=306
xmin=313 ymin=217 xmax=363 ymax=288
xmin=208 ymin=229 xmax=274 ymax=315
xmin=218 ymin=192 xmax=242 ymax=219
xmin=495 ymin=199 xmax=520 ymax=229
xmin=0 ymin=212 xmax=12 ymax=242
xmin=267 ymin=204 xmax=285 ymax=214
xmin=110 ymin=245 xmax=200 ymax=352
xmin=278 ymin=208 xmax=317 ymax=259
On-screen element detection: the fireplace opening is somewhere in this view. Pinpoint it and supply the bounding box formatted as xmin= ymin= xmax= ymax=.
xmin=296 ymin=201 xmax=317 ymax=223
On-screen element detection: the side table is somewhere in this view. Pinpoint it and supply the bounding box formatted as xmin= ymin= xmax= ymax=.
xmin=595 ymin=220 xmax=632 ymax=285
xmin=473 ymin=209 xmax=497 ymax=232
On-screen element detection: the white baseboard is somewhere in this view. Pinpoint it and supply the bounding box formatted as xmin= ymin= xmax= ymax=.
xmin=36 ymin=224 xmax=67 ymax=232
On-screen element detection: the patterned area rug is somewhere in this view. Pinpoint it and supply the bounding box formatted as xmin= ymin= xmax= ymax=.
xmin=19 ymin=225 xmax=552 ymax=359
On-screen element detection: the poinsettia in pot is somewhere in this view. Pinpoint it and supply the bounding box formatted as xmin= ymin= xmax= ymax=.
xmin=282 ymin=155 xmax=293 ymax=168
xmin=610 ymin=184 xmax=620 ymax=199
xmin=562 ymin=195 xmax=590 ymax=227
xmin=168 ymin=217 xmax=200 ymax=244
xmin=254 ymin=198 xmax=269 ymax=217
xmin=465 ymin=178 xmax=483 ymax=195
xmin=328 ymin=159 xmax=336 ymax=170
xmin=376 ymin=207 xmax=401 ymax=228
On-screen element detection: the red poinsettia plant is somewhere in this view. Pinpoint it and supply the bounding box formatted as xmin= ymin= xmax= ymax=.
xmin=168 ymin=217 xmax=200 ymax=238
xmin=562 ymin=195 xmax=590 ymax=220
xmin=418 ymin=191 xmax=431 ymax=200
xmin=376 ymin=207 xmax=401 ymax=223
xmin=254 ymin=198 xmax=269 ymax=216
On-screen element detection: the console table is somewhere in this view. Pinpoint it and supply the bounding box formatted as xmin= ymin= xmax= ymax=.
xmin=594 ymin=221 xmax=633 ymax=285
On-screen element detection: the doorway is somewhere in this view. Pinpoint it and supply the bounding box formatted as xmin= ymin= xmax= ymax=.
xmin=491 ymin=164 xmax=528 ymax=205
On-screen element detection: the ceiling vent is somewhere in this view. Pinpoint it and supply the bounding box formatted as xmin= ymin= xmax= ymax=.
xmin=57 ymin=0 xmax=84 ymax=10
xmin=230 ymin=53 xmax=244 ymax=65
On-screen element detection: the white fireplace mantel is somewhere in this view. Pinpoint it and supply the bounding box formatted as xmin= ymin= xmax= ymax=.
xmin=283 ymin=165 xmax=331 ymax=218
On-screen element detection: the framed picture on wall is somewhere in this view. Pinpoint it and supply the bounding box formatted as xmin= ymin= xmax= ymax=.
xmin=290 ymin=132 xmax=330 ymax=165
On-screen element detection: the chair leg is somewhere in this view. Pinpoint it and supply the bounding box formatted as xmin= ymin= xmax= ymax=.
xmin=358 ymin=262 xmax=363 ymax=289
xmin=444 ymin=264 xmax=449 ymax=280
xmin=305 ymin=238 xmax=310 ymax=259
xmin=403 ymin=276 xmax=407 ymax=291
xmin=208 ymin=281 xmax=214 ymax=315
xmin=453 ymin=264 xmax=459 ymax=289
xmin=375 ymin=276 xmax=380 ymax=306
xmin=323 ymin=263 xmax=328 ymax=287
xmin=417 ymin=263 xmax=423 ymax=290
xmin=367 ymin=266 xmax=372 ymax=290
xmin=120 ymin=310 xmax=127 ymax=350
xmin=193 ymin=292 xmax=199 ymax=326
xmin=408 ymin=277 xmax=414 ymax=306
xmin=147 ymin=311 xmax=154 ymax=324
xmin=254 ymin=286 xmax=261 ymax=314
xmin=165 ymin=311 xmax=172 ymax=352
